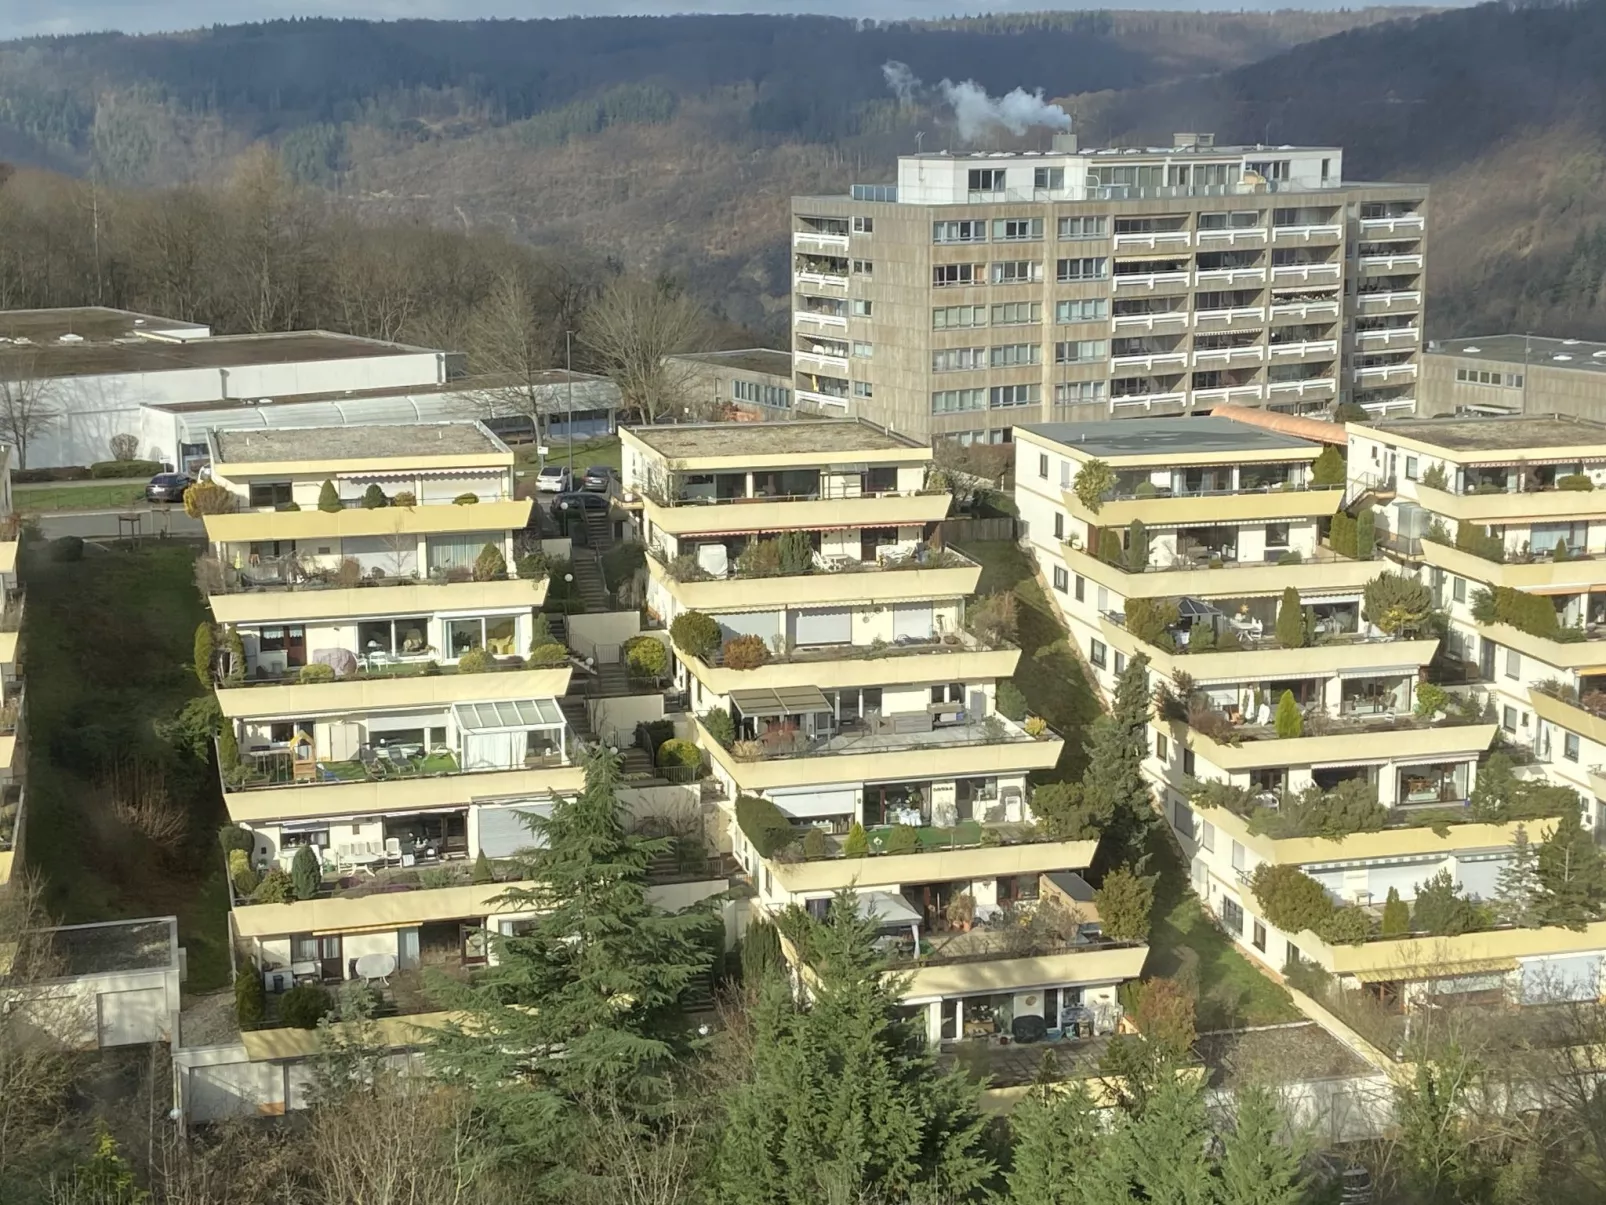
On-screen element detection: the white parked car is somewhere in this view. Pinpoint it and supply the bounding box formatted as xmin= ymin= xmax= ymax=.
xmin=534 ymin=465 xmax=572 ymax=493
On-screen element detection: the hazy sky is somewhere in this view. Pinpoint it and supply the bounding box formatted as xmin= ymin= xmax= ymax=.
xmin=3 ymin=0 xmax=1433 ymax=40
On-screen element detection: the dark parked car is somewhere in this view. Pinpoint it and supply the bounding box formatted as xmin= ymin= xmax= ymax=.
xmin=145 ymin=472 xmax=193 ymax=503
xmin=554 ymin=490 xmax=610 ymax=514
xmin=581 ymin=465 xmax=618 ymax=493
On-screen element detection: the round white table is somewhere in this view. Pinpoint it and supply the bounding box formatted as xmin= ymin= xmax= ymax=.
xmin=354 ymin=952 xmax=398 ymax=985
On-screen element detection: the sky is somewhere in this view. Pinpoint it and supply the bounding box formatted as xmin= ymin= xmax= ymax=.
xmin=1 ymin=0 xmax=1430 ymax=40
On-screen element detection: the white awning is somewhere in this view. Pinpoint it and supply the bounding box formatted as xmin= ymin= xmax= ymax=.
xmin=855 ymin=891 xmax=922 ymax=928
xmin=452 ymin=698 xmax=565 ymax=733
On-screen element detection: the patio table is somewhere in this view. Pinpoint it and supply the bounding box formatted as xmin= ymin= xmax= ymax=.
xmin=354 ymin=952 xmax=397 ymax=986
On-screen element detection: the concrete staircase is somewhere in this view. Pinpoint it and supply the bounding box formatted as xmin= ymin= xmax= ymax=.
xmin=570 ymin=551 xmax=610 ymax=613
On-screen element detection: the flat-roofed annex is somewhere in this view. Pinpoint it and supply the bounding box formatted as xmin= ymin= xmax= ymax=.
xmin=622 ymin=419 xmax=929 ymax=468
xmin=212 ymin=422 xmax=509 ymax=467
xmin=0 ymin=325 xmax=432 ymax=380
xmin=1366 ymin=414 xmax=1606 ymax=459
xmin=1018 ymin=417 xmax=1320 ymax=467
xmin=1437 ymin=334 xmax=1606 ymax=373
xmin=669 ymin=348 xmax=792 ymax=377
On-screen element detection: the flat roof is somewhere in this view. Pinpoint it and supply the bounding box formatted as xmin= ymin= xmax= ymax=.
xmin=0 ymin=306 xmax=205 ymax=342
xmin=1021 ymin=417 xmax=1317 ymax=458
xmin=52 ymin=918 xmax=176 ymax=976
xmin=147 ymin=371 xmax=612 ymax=415
xmin=624 ymin=419 xmax=921 ymax=459
xmin=1369 ymin=414 xmax=1606 ymax=453
xmin=214 ymin=422 xmax=504 ymax=463
xmin=671 ymin=348 xmax=792 ymax=378
xmin=901 ymin=143 xmax=1342 ymax=161
xmin=1432 ymin=334 xmax=1606 ymax=374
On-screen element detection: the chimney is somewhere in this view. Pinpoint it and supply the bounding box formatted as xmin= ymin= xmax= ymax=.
xmin=1051 ymin=132 xmax=1078 ymax=153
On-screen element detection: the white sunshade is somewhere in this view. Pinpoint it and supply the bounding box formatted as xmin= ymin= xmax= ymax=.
xmin=452 ymin=698 xmax=565 ymax=733
xmin=855 ymin=890 xmax=922 ymax=928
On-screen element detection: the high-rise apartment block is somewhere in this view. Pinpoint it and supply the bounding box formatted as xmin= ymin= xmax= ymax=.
xmin=792 ymin=134 xmax=1426 ymax=443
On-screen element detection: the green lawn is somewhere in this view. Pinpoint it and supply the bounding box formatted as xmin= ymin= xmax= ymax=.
xmin=961 ymin=539 xmax=1296 ymax=1029
xmin=22 ymin=541 xmax=232 ymax=990
xmin=516 ymin=435 xmax=621 ymax=478
xmin=14 ymin=482 xmax=147 ymax=512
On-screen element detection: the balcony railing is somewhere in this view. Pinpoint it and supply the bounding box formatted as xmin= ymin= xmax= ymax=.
xmin=222 ymin=730 xmax=578 ymax=792
xmin=1077 ymin=538 xmax=1358 ymax=574
xmin=640 ymin=482 xmax=945 ymax=508
xmin=1193 ymin=306 xmax=1264 ymax=325
xmin=1357 ymin=290 xmax=1422 ymax=309
xmin=794 ymin=349 xmax=848 ymax=373
xmin=1194 ymin=267 xmax=1266 ymax=286
xmin=1109 ymin=351 xmax=1188 ymax=372
xmin=1109 ymin=391 xmax=1187 ymax=412
xmin=793 ymin=230 xmax=850 ymax=251
xmin=1269 ymin=301 xmax=1339 ymax=321
xmin=1191 ymin=384 xmax=1265 ymax=404
xmin=1359 ymin=253 xmax=1423 ymax=272
xmin=882 ymin=928 xmax=1145 ymax=971
xmin=222 ymin=652 xmax=564 ymax=689
xmin=198 ymin=555 xmax=545 ymax=596
xmin=652 ymin=541 xmax=975 ymax=584
xmin=1270 ymin=263 xmax=1340 ymax=283
xmin=1113 ymin=270 xmax=1191 ymax=290
xmin=722 ymin=713 xmax=1054 ymax=766
xmin=1195 ymin=227 xmax=1266 ymax=246
xmin=1269 ymin=339 xmax=1338 ymax=359
xmin=1192 ymin=345 xmax=1264 ymax=366
xmin=1113 ymin=230 xmax=1190 ymax=250
xmin=1267 ymin=376 xmax=1337 ymax=396
xmin=794 ymin=309 xmax=848 ymax=329
xmin=1272 ymin=223 xmax=1342 ymax=241
xmin=1112 ymin=311 xmax=1189 ymax=332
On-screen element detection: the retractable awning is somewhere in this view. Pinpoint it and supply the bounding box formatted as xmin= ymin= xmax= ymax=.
xmin=1353 ymin=957 xmax=1516 ymax=984
xmin=855 ymin=891 xmax=922 ymax=928
xmin=730 ymin=686 xmax=832 ymax=716
xmin=452 ymin=698 xmax=565 ymax=733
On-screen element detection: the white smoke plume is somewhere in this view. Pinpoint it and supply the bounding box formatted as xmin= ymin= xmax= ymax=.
xmin=881 ymin=59 xmax=1071 ymax=143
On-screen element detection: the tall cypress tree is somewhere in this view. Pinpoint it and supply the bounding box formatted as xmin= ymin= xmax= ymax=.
xmin=427 ymin=746 xmax=714 ymax=1197
xmin=1085 ymin=651 xmax=1155 ymax=865
xmin=717 ymin=895 xmax=993 ymax=1205
xmin=1495 ymin=824 xmax=1544 ymax=929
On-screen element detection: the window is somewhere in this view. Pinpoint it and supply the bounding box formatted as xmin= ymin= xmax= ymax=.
xmin=1405 ymin=455 xmax=1420 ymax=480
xmin=967 ymin=168 xmax=1006 ymax=192
xmin=1252 ymin=921 xmax=1267 ymax=952
xmin=1453 ymin=576 xmax=1467 ymax=603
xmin=993 ymin=217 xmax=1044 ymax=242
xmin=1114 ymin=651 xmax=1127 ymax=674
xmin=1221 ymin=896 xmax=1244 ymax=935
xmin=1053 ymin=512 xmax=1065 ymax=540
xmin=445 ymin=615 xmax=517 ymax=659
xmin=1156 ymin=733 xmax=1168 ymax=762
xmin=1247 ymin=159 xmax=1290 ymax=181
xmin=1056 ymin=257 xmax=1107 ymax=282
xmin=1060 ymin=460 xmax=1071 ymax=487
xmin=1089 ymin=638 xmax=1107 ymax=669
xmin=1038 ymin=453 xmax=1049 ymax=479
xmin=932 ymin=347 xmax=986 ymax=373
xmin=249 ymin=481 xmax=293 ymax=508
xmin=934 ymin=220 xmax=987 ymax=244
xmin=852 ymin=341 xmax=873 ymax=358
xmin=933 ymin=305 xmax=987 ymax=329
xmin=1055 ymin=381 xmax=1107 ymax=404
xmin=1264 ymin=522 xmax=1290 ymax=549
xmin=852 ymin=216 xmax=873 ymax=233
xmin=1502 ymin=705 xmax=1518 ymax=732
xmin=1566 ymin=732 xmax=1581 ymax=762
xmin=851 ymin=299 xmax=873 ymax=317
xmin=1053 ymin=565 xmax=1069 ymax=592
xmin=1199 ymin=818 xmax=1214 ymax=851
xmin=1034 ymin=166 xmax=1065 ymax=190
xmin=991 ymin=260 xmax=1043 ymax=285
xmin=1054 ymin=340 xmax=1107 ymax=364
xmin=931 ymin=388 xmax=986 ymax=414
xmin=1231 ymin=840 xmax=1246 ymax=872
xmin=852 ymin=259 xmax=873 ymax=275
xmin=990 ymin=384 xmax=1040 ymax=408
xmin=1073 ymin=574 xmax=1084 ymax=602
xmin=852 ymin=381 xmax=873 ymax=398
xmin=1058 ymin=216 xmax=1107 ymax=239
xmin=1505 ymin=648 xmax=1521 ymax=680
xmin=1183 ymin=748 xmax=1196 ymax=776
xmin=1056 ymin=298 xmax=1109 ymax=323
xmin=733 ymin=380 xmax=791 ymax=408
xmin=991 ymin=302 xmax=1041 ymax=325
xmin=933 ymin=263 xmax=982 ymax=287
xmin=990 ymin=343 xmax=1040 ymax=367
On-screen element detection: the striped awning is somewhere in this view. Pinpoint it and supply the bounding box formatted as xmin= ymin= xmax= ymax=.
xmin=1353 ymin=957 xmax=1517 ymax=984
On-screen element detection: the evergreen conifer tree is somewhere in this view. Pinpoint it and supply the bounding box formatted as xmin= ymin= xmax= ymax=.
xmin=290 ymin=843 xmax=321 ymax=901
xmin=1381 ymin=886 xmax=1410 ymax=936
xmin=1120 ymin=1069 xmax=1215 ymax=1205
xmin=717 ymin=895 xmax=992 ymax=1205
xmin=1495 ymin=824 xmax=1544 ymax=928
xmin=1084 ymin=652 xmax=1154 ymax=865
xmin=1216 ymin=1084 xmax=1310 ymax=1205
xmin=1275 ymin=586 xmax=1303 ymax=649
xmin=1537 ymin=808 xmax=1606 ymax=929
xmin=1007 ymin=1054 xmax=1127 ymax=1205
xmin=427 ymin=746 xmax=714 ymax=1196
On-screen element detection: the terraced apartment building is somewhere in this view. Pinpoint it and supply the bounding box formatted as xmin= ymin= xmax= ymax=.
xmin=791 ymin=133 xmax=1426 ymax=443
xmin=623 ymin=418 xmax=1146 ymax=1047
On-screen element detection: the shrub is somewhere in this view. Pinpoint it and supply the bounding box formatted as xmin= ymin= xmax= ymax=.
xmin=1355 ymin=506 xmax=1376 ymax=559
xmin=624 ymin=635 xmax=668 ymax=679
xmin=49 ymin=535 xmax=84 ymax=562
xmin=317 ymin=480 xmax=342 ymax=513
xmin=1422 ymin=461 xmax=1450 ymax=490
xmin=1095 ymin=865 xmax=1154 ymax=941
xmin=1329 ymin=511 xmax=1357 ymax=557
xmin=90 ymin=458 xmax=162 ymax=479
xmin=1363 ymin=572 xmax=1433 ymax=636
xmin=1411 ymin=869 xmax=1481 ymax=936
xmin=801 ymin=828 xmax=829 ymax=859
xmin=392 ymin=490 xmax=417 ymax=507
xmin=453 ymin=493 xmax=480 ymax=505
xmin=1311 ymin=445 xmax=1346 ymax=487
xmin=700 ymin=708 xmax=735 ymax=745
xmin=528 ymin=642 xmax=569 ymax=666
xmin=457 ymin=647 xmax=496 ymax=674
xmin=291 ymin=844 xmax=321 ymax=901
xmin=1277 ymin=549 xmax=1303 ymax=565
xmin=334 ymin=557 xmax=363 ymax=589
xmin=529 ymin=612 xmax=554 ymax=648
xmin=996 ymin=681 xmax=1028 ymax=721
xmin=473 ymin=543 xmax=508 ymax=581
xmin=218 ymin=824 xmax=254 ymax=857
xmin=361 ymin=483 xmax=388 ymax=509
xmin=723 ymin=634 xmax=770 ymax=671
xmin=885 ymin=824 xmax=921 ymax=854
xmin=1250 ymin=864 xmax=1333 ymax=935
xmin=278 ymin=983 xmax=333 ymax=1029
xmin=736 ymin=539 xmax=783 ymax=577
xmin=193 ymin=623 xmax=215 ymax=686
xmin=217 ymin=724 xmax=239 ymax=772
xmin=472 ymin=851 xmax=494 ymax=884
xmin=967 ymin=592 xmax=1018 ymax=646
xmin=1073 ymin=458 xmax=1115 ymax=513
xmin=182 ymin=480 xmax=235 ymax=517
xmin=741 ymin=921 xmax=784 ymax=982
xmin=1414 ymin=682 xmax=1450 ymax=718
xmin=1124 ymin=519 xmax=1149 ymax=572
xmin=1275 ymin=586 xmax=1303 ymax=649
xmin=235 ymin=969 xmax=266 ymax=1029
xmin=227 ymin=849 xmax=259 ymax=897
xmin=842 ymin=821 xmax=868 ymax=858
xmin=776 ymin=530 xmax=814 ymax=574
xmin=1124 ymin=597 xmax=1178 ymax=649
xmin=1381 ymin=886 xmax=1410 ymax=936
xmin=1097 ymin=527 xmax=1123 ymax=565
xmin=1481 ymin=584 xmax=1562 ymax=639
xmin=277 ymin=501 xmax=301 ymax=511
xmin=250 ymin=869 xmax=294 ymax=904
xmin=1455 ymin=520 xmax=1505 ymax=562
xmin=1024 ymin=715 xmax=1047 ymax=737
xmin=517 ymin=552 xmax=550 ymax=581
xmin=1559 ymin=473 xmax=1594 ymax=491
xmin=1274 ymin=690 xmax=1303 ymax=739
xmin=670 ymin=610 xmax=721 ymax=660
xmin=601 ymin=542 xmax=645 ymax=591
xmin=1134 ymin=480 xmax=1158 ymax=498
xmin=1322 ymin=905 xmax=1373 ymax=944
xmin=656 ymin=738 xmax=702 ymax=772
xmin=298 ymin=663 xmax=336 ymax=684
xmin=735 ymin=794 xmax=796 ymax=857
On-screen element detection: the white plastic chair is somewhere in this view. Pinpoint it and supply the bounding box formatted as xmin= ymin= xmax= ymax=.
xmin=384 ymin=837 xmax=403 ymax=866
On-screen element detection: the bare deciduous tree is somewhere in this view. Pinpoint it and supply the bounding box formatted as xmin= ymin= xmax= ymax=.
xmin=578 ymin=276 xmax=708 ymax=424
xmin=0 ymin=353 xmax=60 ymax=470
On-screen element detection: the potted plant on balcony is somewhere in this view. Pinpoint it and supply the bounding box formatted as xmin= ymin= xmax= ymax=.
xmin=945 ymin=892 xmax=976 ymax=933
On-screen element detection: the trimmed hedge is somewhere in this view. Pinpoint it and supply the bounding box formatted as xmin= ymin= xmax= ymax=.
xmin=656 ymin=738 xmax=702 ymax=772
xmin=735 ymin=794 xmax=796 ymax=857
xmin=90 ymin=459 xmax=162 ymax=479
xmin=278 ymin=983 xmax=332 ymax=1029
xmin=670 ymin=610 xmax=721 ymax=660
xmin=13 ymin=465 xmax=92 ymax=483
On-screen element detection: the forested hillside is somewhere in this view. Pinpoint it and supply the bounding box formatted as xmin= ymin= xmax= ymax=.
xmin=0 ymin=10 xmax=1417 ymax=335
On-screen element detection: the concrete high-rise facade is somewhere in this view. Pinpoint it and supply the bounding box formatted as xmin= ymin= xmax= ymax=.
xmin=791 ymin=134 xmax=1426 ymax=444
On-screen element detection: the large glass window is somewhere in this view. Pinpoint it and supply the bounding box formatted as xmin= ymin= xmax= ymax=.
xmin=445 ymin=615 xmax=519 ymax=659
xmin=1398 ymin=762 xmax=1470 ymax=805
xmin=358 ymin=616 xmax=431 ymax=658
xmin=427 ymin=535 xmax=484 ymax=577
xmin=248 ymin=482 xmax=293 ymax=508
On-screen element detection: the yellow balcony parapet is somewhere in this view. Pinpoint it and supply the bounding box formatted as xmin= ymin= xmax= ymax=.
xmin=1176 ymin=719 xmax=1498 ymax=772
xmin=641 ymin=492 xmax=951 ymax=538
xmin=696 ymin=717 xmax=1064 ymax=794
xmin=647 ymin=549 xmax=981 ymax=611
xmin=1466 ymin=620 xmax=1606 ymax=672
xmin=1099 ymin=615 xmax=1437 ymax=683
xmin=1063 ymin=544 xmax=1381 ymax=601
xmin=1530 ymin=687 xmax=1606 ymax=747
xmin=766 ymin=838 xmax=1100 ymax=895
xmin=231 ymin=882 xmax=521 ymax=939
xmin=900 ymin=943 xmax=1150 ymax=999
xmin=1290 ymin=918 xmax=1606 ymax=979
xmin=1414 ymin=483 xmax=1606 ymax=524
xmin=1419 ymin=539 xmax=1606 ymax=594
xmin=241 ymin=1010 xmax=459 ymax=1061
xmin=224 ymin=764 xmax=586 ymax=823
xmin=203 ymin=499 xmax=533 ymax=543
xmin=0 ymin=541 xmax=16 ymax=579
xmin=1063 ymin=485 xmax=1343 ymax=528
xmin=679 ymin=642 xmax=1020 ymax=697
xmin=217 ymin=666 xmax=572 ymax=720
xmin=209 ymin=577 xmax=547 ymax=625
